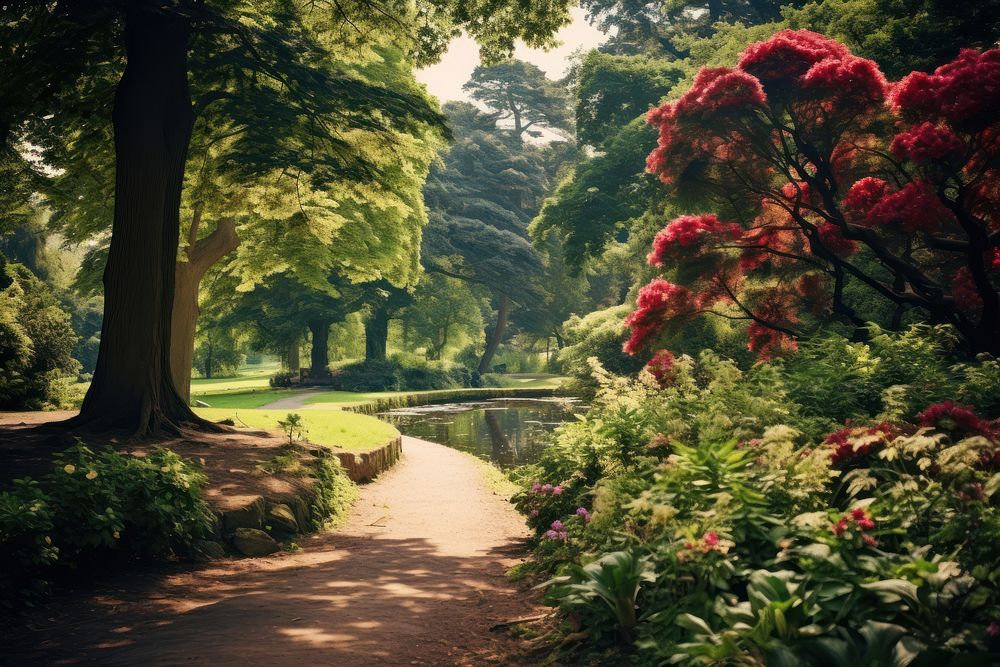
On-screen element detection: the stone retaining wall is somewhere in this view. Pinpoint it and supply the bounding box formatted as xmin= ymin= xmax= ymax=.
xmin=332 ymin=435 xmax=403 ymax=483
xmin=201 ymin=435 xmax=403 ymax=558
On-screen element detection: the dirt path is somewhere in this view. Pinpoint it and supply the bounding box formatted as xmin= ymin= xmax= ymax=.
xmin=258 ymin=389 xmax=318 ymax=409
xmin=4 ymin=436 xmax=538 ymax=666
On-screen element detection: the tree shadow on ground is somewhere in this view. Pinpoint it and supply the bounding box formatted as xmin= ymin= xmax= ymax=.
xmin=2 ymin=532 xmax=537 ymax=666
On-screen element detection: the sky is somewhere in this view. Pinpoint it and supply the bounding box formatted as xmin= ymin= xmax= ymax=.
xmin=415 ymin=7 xmax=610 ymax=104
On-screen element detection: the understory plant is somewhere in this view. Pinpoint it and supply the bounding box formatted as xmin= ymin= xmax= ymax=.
xmin=513 ymin=328 xmax=1000 ymax=665
xmin=0 ymin=443 xmax=214 ymax=609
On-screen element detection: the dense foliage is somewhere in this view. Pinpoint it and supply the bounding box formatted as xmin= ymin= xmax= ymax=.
xmin=513 ymin=326 xmax=1000 ymax=664
xmin=0 ymin=257 xmax=79 ymax=409
xmin=0 ymin=445 xmax=213 ymax=608
xmin=631 ymin=33 xmax=1000 ymax=360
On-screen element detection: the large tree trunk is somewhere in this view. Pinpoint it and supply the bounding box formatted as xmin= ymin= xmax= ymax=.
xmin=308 ymin=319 xmax=332 ymax=378
xmin=478 ymin=294 xmax=510 ymax=375
xmin=170 ymin=212 xmax=239 ymax=403
xmin=285 ymin=338 xmax=301 ymax=372
xmin=365 ymin=305 xmax=390 ymax=362
xmin=68 ymin=8 xmax=210 ymax=436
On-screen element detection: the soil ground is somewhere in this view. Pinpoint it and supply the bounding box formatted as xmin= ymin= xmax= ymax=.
xmin=2 ymin=435 xmax=540 ymax=666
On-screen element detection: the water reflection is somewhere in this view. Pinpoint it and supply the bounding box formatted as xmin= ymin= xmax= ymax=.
xmin=380 ymin=398 xmax=583 ymax=468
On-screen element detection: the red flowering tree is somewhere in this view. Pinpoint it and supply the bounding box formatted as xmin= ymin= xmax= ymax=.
xmin=627 ymin=30 xmax=1000 ymax=359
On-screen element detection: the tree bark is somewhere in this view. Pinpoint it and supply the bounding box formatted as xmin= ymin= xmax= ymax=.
xmin=365 ymin=305 xmax=390 ymax=362
xmin=170 ymin=212 xmax=239 ymax=403
xmin=308 ymin=319 xmax=332 ymax=378
xmin=68 ymin=8 xmax=212 ymax=436
xmin=478 ymin=294 xmax=510 ymax=375
xmin=285 ymin=338 xmax=301 ymax=372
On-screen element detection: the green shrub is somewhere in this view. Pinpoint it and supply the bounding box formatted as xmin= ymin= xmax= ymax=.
xmin=309 ymin=453 xmax=358 ymax=529
xmin=0 ymin=479 xmax=58 ymax=608
xmin=0 ymin=258 xmax=81 ymax=410
xmin=512 ymin=341 xmax=1000 ymax=664
xmin=0 ymin=444 xmax=213 ymax=609
xmin=327 ymin=355 xmax=478 ymax=392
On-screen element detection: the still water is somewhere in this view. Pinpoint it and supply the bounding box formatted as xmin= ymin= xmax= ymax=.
xmin=380 ymin=398 xmax=584 ymax=468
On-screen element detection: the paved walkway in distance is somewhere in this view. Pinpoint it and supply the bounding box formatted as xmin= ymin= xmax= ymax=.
xmin=6 ymin=437 xmax=536 ymax=666
xmin=258 ymin=389 xmax=320 ymax=410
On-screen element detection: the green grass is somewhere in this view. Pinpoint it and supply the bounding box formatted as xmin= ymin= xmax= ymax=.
xmin=189 ymin=361 xmax=280 ymax=395
xmin=189 ymin=373 xmax=569 ymax=411
xmin=192 ymin=389 xmax=285 ymax=409
xmin=194 ymin=407 xmax=398 ymax=452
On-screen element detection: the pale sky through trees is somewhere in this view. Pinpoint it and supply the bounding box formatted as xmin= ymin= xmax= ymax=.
xmin=416 ymin=6 xmax=610 ymax=103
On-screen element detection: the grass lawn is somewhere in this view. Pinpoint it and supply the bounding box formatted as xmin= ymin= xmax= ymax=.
xmin=192 ymin=389 xmax=288 ymax=409
xmin=190 ymin=373 xmax=570 ymax=410
xmin=189 ymin=360 xmax=280 ymax=395
xmin=194 ymin=407 xmax=398 ymax=452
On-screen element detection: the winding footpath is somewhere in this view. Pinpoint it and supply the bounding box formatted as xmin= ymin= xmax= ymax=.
xmin=6 ymin=437 xmax=536 ymax=666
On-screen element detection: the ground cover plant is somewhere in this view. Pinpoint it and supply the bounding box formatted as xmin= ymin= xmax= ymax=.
xmin=0 ymin=444 xmax=213 ymax=609
xmin=511 ymin=324 xmax=1000 ymax=664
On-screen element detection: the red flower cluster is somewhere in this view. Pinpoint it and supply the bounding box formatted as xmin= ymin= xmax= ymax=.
xmin=892 ymin=49 xmax=1000 ymax=132
xmin=801 ymin=54 xmax=888 ymax=102
xmin=644 ymin=349 xmax=677 ymax=387
xmin=623 ymin=279 xmax=697 ymax=354
xmin=747 ymin=322 xmax=797 ymax=360
xmin=647 ymin=214 xmax=742 ymax=265
xmin=951 ymin=266 xmax=984 ymax=316
xmin=815 ymin=222 xmax=858 ymax=255
xmin=843 ymin=177 xmax=892 ymax=221
xmin=738 ymin=29 xmax=848 ymax=88
xmin=917 ymin=401 xmax=995 ymax=440
xmin=864 ymin=179 xmax=957 ymax=232
xmin=674 ymin=67 xmax=768 ymax=116
xmin=824 ymin=422 xmax=894 ymax=465
xmin=833 ymin=507 xmax=878 ymax=547
xmin=797 ymin=273 xmax=831 ymax=315
xmin=890 ymin=122 xmax=965 ymax=163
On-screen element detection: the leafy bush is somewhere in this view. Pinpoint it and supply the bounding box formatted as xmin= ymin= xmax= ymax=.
xmin=327 ymin=355 xmax=478 ymax=392
xmin=0 ymin=258 xmax=81 ymax=409
xmin=513 ymin=335 xmax=1000 ymax=664
xmin=269 ymin=371 xmax=297 ymax=387
xmin=309 ymin=453 xmax=358 ymax=529
xmin=0 ymin=479 xmax=58 ymax=608
xmin=0 ymin=444 xmax=213 ymax=608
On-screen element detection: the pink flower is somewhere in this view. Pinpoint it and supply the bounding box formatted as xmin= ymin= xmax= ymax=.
xmin=703 ymin=531 xmax=720 ymax=547
xmin=551 ymin=520 xmax=564 ymax=531
xmin=531 ymin=482 xmax=542 ymax=493
xmin=552 ymin=485 xmax=563 ymax=495
xmin=541 ymin=483 xmax=553 ymax=493
xmin=529 ymin=509 xmax=539 ymax=518
xmin=987 ymin=622 xmax=1000 ymax=638
xmin=575 ymin=507 xmax=591 ymax=522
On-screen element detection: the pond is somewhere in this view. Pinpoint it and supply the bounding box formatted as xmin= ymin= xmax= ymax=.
xmin=380 ymin=397 xmax=584 ymax=468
